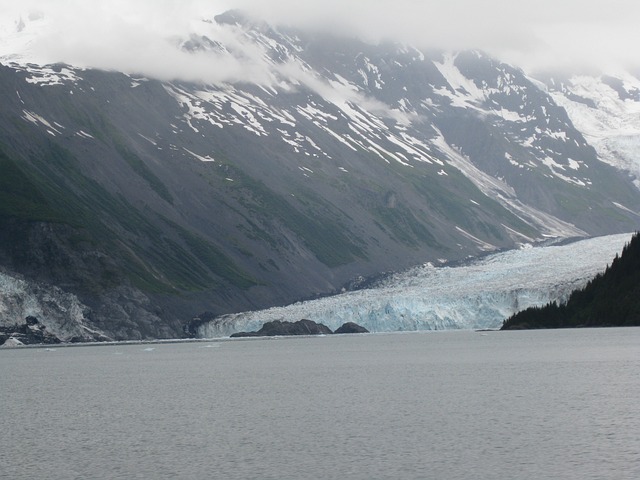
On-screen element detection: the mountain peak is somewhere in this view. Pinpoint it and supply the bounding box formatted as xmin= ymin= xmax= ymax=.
xmin=214 ymin=9 xmax=254 ymax=28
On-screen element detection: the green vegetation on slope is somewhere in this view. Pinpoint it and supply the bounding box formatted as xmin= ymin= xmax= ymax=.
xmin=502 ymin=233 xmax=640 ymax=329
xmin=209 ymin=161 xmax=367 ymax=267
xmin=162 ymin=217 xmax=259 ymax=290
xmin=113 ymin=142 xmax=174 ymax=205
xmin=0 ymin=143 xmax=256 ymax=294
xmin=0 ymin=151 xmax=64 ymax=223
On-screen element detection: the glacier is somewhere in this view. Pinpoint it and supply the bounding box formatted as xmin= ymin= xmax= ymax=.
xmin=198 ymin=234 xmax=633 ymax=337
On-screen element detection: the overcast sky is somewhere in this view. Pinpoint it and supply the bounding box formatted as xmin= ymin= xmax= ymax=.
xmin=1 ymin=0 xmax=639 ymax=79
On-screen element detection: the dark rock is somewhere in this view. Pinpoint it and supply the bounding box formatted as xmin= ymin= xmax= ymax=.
xmin=0 ymin=317 xmax=62 ymax=346
xmin=334 ymin=322 xmax=369 ymax=334
xmin=231 ymin=319 xmax=333 ymax=337
xmin=228 ymin=331 xmax=262 ymax=338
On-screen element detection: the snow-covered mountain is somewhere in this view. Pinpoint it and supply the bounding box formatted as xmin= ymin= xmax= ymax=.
xmin=196 ymin=233 xmax=633 ymax=336
xmin=544 ymin=73 xmax=640 ymax=187
xmin=1 ymin=10 xmax=639 ymax=339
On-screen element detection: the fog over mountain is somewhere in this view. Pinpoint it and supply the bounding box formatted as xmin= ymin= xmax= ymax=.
xmin=1 ymin=0 xmax=639 ymax=83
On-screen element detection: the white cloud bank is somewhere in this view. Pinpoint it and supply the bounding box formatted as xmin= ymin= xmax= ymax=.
xmin=1 ymin=0 xmax=638 ymax=83
xmin=238 ymin=0 xmax=640 ymax=73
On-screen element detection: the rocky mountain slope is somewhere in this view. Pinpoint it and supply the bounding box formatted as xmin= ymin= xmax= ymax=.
xmin=1 ymin=11 xmax=639 ymax=340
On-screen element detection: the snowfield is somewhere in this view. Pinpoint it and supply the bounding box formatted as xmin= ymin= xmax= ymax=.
xmin=199 ymin=234 xmax=633 ymax=337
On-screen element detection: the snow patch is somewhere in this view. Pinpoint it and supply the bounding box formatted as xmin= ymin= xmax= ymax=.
xmin=75 ymin=130 xmax=94 ymax=139
xmin=183 ymin=148 xmax=215 ymax=162
xmin=22 ymin=110 xmax=63 ymax=135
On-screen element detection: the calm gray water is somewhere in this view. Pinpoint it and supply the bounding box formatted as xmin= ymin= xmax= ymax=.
xmin=1 ymin=328 xmax=639 ymax=480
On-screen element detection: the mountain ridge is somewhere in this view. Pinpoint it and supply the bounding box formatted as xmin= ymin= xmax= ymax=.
xmin=1 ymin=11 xmax=639 ymax=340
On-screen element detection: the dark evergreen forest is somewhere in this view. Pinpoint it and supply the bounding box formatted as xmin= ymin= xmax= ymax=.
xmin=502 ymin=233 xmax=640 ymax=329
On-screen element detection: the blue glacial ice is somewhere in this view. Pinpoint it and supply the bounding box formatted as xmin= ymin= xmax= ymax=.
xmin=198 ymin=234 xmax=633 ymax=337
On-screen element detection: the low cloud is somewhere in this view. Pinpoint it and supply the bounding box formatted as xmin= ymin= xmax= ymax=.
xmin=1 ymin=0 xmax=639 ymax=82
xmin=237 ymin=0 xmax=640 ymax=73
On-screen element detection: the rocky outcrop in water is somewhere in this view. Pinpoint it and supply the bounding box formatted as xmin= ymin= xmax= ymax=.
xmin=231 ymin=319 xmax=333 ymax=337
xmin=334 ymin=322 xmax=370 ymax=334
xmin=230 ymin=319 xmax=368 ymax=337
